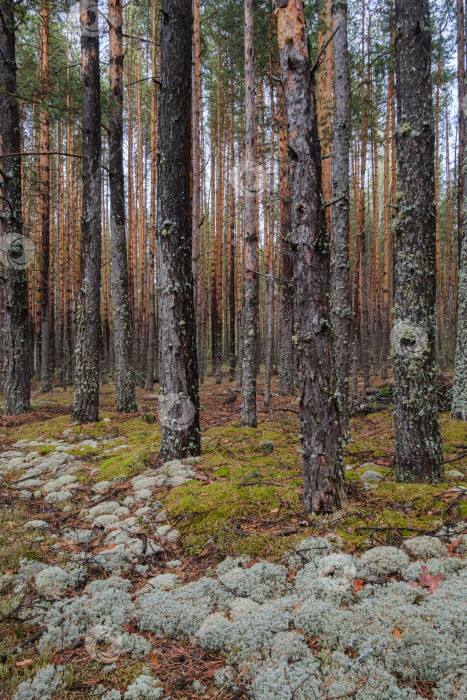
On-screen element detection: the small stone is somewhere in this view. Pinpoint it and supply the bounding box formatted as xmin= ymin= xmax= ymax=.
xmin=154 ymin=510 xmax=168 ymax=523
xmin=103 ymin=417 xmax=111 ymax=423
xmin=25 ymin=519 xmax=50 ymax=530
xmin=361 ymin=470 xmax=383 ymax=483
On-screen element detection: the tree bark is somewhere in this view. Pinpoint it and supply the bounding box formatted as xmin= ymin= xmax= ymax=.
xmin=146 ymin=0 xmax=159 ymax=392
xmin=393 ymin=0 xmax=443 ymax=481
xmin=274 ymin=0 xmax=345 ymax=513
xmin=108 ymin=0 xmax=137 ymax=413
xmin=276 ymin=78 xmax=294 ymax=396
xmin=155 ymin=0 xmax=200 ymax=464
xmin=241 ymin=0 xmax=259 ymax=428
xmin=39 ymin=0 xmax=52 ymax=393
xmin=0 ymin=0 xmax=31 ymax=415
xmin=452 ymin=33 xmax=467 ymax=420
xmin=330 ymin=0 xmax=351 ymax=439
xmin=72 ymin=0 xmax=102 ymax=423
xmin=457 ymin=0 xmax=465 ymax=258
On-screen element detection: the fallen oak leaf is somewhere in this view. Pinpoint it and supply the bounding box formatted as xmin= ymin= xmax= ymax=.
xmin=352 ymin=578 xmax=365 ymax=592
xmin=418 ymin=565 xmax=444 ymax=593
xmin=447 ymin=536 xmax=463 ymax=553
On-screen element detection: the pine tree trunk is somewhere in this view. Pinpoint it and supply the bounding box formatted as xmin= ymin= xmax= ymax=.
xmin=393 ymin=0 xmax=443 ymax=481
xmin=277 ymin=78 xmax=294 ymax=396
xmin=39 ymin=0 xmax=52 ymax=393
xmin=0 ymin=0 xmax=31 ymax=415
xmin=274 ymin=0 xmax=345 ymax=512
xmin=452 ymin=38 xmax=467 ymax=420
xmin=228 ymin=77 xmax=236 ymax=382
xmin=155 ymin=0 xmax=200 ymax=464
xmin=72 ymin=0 xmax=102 ymax=423
xmin=146 ymin=0 xmax=159 ymax=392
xmin=457 ymin=0 xmax=465 ymax=257
xmin=108 ymin=0 xmax=137 ymax=413
xmin=330 ymin=0 xmax=351 ymax=438
xmin=241 ymin=0 xmax=259 ymax=427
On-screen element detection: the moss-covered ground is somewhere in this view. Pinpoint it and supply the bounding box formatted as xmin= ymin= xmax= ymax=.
xmin=0 ymin=372 xmax=466 ymax=698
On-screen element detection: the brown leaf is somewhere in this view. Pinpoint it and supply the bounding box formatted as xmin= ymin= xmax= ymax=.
xmin=418 ymin=565 xmax=444 ymax=593
xmin=148 ymin=651 xmax=159 ymax=666
xmin=124 ymin=620 xmax=137 ymax=634
xmin=352 ymin=578 xmax=365 ymax=592
xmin=15 ymin=659 xmax=33 ymax=667
xmin=270 ymin=508 xmax=279 ymax=514
xmin=447 ymin=536 xmax=463 ymax=553
xmin=392 ymin=625 xmax=402 ymax=640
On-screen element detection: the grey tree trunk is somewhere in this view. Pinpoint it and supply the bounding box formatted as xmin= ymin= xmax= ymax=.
xmin=241 ymin=0 xmax=259 ymax=428
xmin=108 ymin=0 xmax=137 ymax=413
xmin=154 ymin=0 xmax=200 ymax=465
xmin=72 ymin=0 xmax=102 ymax=423
xmin=393 ymin=0 xmax=443 ymax=481
xmin=452 ymin=57 xmax=467 ymax=420
xmin=330 ymin=0 xmax=351 ymax=438
xmin=39 ymin=0 xmax=52 ymax=393
xmin=277 ymin=81 xmax=294 ymax=397
xmin=0 ymin=0 xmax=31 ymax=415
xmin=274 ymin=0 xmax=345 ymax=513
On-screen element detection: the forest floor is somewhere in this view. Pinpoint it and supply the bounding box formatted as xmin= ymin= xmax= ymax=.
xmin=0 ymin=374 xmax=466 ymax=699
